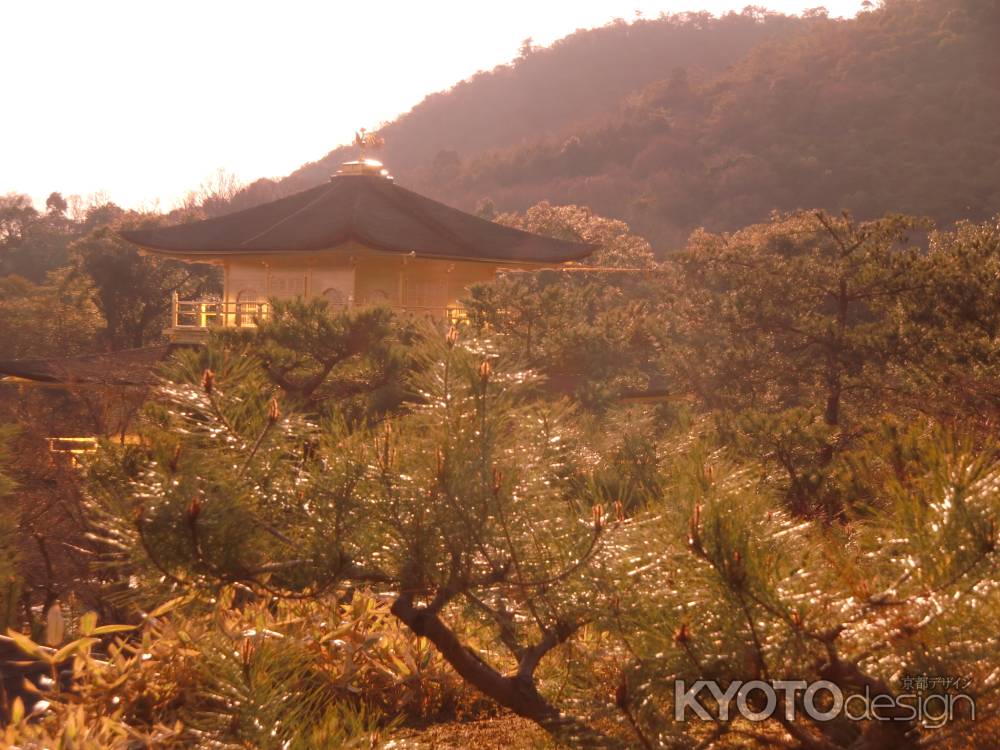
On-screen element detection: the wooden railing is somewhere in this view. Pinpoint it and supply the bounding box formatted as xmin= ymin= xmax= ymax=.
xmin=47 ymin=436 xmax=99 ymax=455
xmin=170 ymin=295 xmax=467 ymax=335
xmin=171 ymin=297 xmax=272 ymax=330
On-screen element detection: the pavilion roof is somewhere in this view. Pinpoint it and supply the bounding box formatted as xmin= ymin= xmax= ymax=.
xmin=0 ymin=346 xmax=172 ymax=386
xmin=121 ymin=174 xmax=594 ymax=263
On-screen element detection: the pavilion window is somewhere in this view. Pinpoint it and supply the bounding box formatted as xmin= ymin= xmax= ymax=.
xmin=236 ymin=289 xmax=264 ymax=326
xmin=403 ymin=277 xmax=448 ymax=311
xmin=269 ymin=273 xmax=305 ymax=300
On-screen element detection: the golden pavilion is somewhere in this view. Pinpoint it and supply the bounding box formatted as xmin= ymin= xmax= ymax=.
xmin=120 ymin=159 xmax=593 ymax=342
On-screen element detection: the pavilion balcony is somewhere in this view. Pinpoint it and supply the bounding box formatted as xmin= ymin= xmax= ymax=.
xmin=168 ymin=295 xmax=467 ymax=343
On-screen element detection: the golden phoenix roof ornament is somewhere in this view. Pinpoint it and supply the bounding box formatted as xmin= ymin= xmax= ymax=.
xmin=354 ymin=128 xmax=385 ymax=161
xmin=337 ymin=128 xmax=390 ymax=178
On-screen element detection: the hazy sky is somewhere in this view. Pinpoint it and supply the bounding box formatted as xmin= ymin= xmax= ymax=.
xmin=2 ymin=0 xmax=864 ymax=210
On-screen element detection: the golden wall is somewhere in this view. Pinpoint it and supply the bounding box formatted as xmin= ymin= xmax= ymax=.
xmin=221 ymin=241 xmax=501 ymax=313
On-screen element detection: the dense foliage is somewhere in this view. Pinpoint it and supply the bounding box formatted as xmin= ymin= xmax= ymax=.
xmin=0 ymin=426 xmax=19 ymax=633
xmin=3 ymin=208 xmax=999 ymax=748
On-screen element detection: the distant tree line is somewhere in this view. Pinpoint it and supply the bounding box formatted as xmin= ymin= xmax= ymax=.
xmin=0 ymin=191 xmax=221 ymax=358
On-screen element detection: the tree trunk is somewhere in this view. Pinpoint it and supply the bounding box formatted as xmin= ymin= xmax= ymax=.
xmin=390 ymin=593 xmax=625 ymax=749
xmin=823 ymin=383 xmax=841 ymax=428
xmin=824 ymin=277 xmax=849 ymax=428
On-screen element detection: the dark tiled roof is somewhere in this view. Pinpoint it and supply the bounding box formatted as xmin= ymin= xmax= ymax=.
xmin=0 ymin=346 xmax=171 ymax=386
xmin=121 ymin=175 xmax=594 ymax=263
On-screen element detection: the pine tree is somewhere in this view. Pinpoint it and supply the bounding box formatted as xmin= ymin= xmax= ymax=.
xmin=87 ymin=326 xmax=642 ymax=746
xmin=609 ymin=424 xmax=999 ymax=749
xmin=86 ymin=335 xmax=1000 ymax=747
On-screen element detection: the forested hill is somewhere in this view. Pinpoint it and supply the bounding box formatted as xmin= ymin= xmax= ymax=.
xmin=283 ymin=10 xmax=803 ymax=181
xmin=234 ymin=0 xmax=1000 ymax=250
xmin=228 ymin=11 xmax=808 ymax=214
